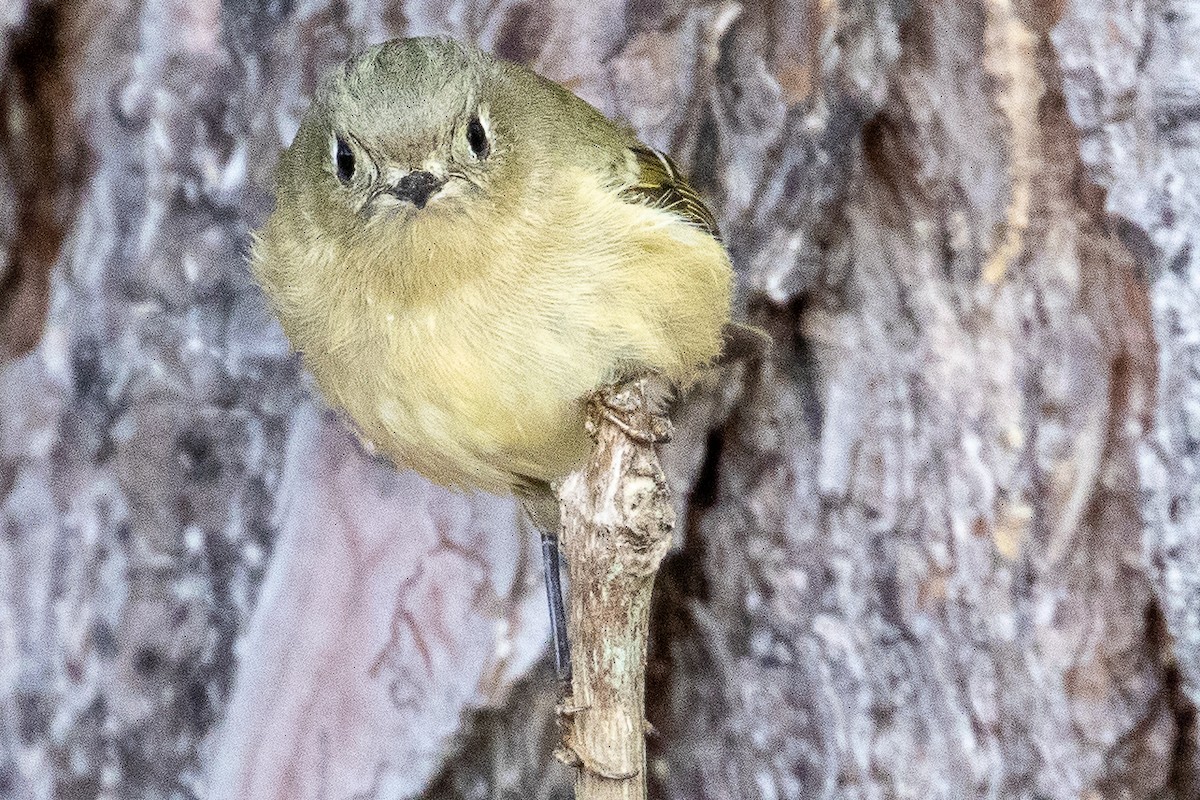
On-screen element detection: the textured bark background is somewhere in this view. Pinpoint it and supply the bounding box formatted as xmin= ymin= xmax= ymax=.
xmin=2 ymin=0 xmax=1199 ymax=799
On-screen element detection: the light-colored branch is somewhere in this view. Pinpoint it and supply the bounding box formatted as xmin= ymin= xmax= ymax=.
xmin=556 ymin=379 xmax=676 ymax=800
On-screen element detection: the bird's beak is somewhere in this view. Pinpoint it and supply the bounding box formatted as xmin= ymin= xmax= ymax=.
xmin=391 ymin=170 xmax=446 ymax=210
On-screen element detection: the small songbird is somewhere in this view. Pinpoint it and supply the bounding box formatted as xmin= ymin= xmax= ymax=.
xmin=251 ymin=37 xmax=734 ymax=679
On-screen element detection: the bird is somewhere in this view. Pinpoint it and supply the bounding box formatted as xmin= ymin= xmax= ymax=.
xmin=251 ymin=37 xmax=734 ymax=681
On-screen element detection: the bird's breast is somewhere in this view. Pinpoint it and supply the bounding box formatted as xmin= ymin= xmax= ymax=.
xmin=313 ymin=216 xmax=599 ymax=491
xmin=284 ymin=170 xmax=731 ymax=494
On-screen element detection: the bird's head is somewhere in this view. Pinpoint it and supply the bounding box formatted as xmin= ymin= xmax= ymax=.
xmin=280 ymin=37 xmax=512 ymax=230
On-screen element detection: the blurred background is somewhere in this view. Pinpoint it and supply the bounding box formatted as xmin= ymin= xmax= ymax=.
xmin=2 ymin=0 xmax=1200 ymax=798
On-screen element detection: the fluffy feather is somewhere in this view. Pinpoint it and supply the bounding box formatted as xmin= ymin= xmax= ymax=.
xmin=252 ymin=37 xmax=733 ymax=494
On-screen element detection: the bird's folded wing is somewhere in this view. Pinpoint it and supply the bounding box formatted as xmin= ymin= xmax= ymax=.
xmin=621 ymin=145 xmax=721 ymax=240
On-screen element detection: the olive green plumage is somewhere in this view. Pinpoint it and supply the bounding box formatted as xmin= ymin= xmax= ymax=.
xmin=252 ymin=37 xmax=733 ymax=494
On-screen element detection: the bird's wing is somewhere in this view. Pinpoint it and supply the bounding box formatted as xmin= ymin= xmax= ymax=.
xmin=620 ymin=145 xmax=721 ymax=240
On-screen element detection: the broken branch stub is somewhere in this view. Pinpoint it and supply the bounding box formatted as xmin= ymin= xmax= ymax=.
xmin=556 ymin=380 xmax=676 ymax=800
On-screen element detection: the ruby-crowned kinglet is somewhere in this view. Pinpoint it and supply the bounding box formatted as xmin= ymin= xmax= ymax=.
xmin=251 ymin=37 xmax=735 ymax=676
xmin=253 ymin=35 xmax=732 ymax=493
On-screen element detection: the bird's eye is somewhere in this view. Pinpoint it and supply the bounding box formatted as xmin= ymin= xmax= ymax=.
xmin=466 ymin=116 xmax=489 ymax=159
xmin=334 ymin=136 xmax=355 ymax=183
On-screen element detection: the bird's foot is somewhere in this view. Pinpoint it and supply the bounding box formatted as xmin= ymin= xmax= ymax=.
xmin=540 ymin=528 xmax=572 ymax=685
xmin=587 ymin=380 xmax=672 ymax=444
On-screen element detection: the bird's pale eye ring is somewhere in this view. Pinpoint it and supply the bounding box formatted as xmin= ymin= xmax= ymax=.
xmin=466 ymin=115 xmax=489 ymax=159
xmin=334 ymin=135 xmax=356 ymax=183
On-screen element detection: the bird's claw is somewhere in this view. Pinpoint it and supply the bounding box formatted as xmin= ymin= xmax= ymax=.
xmin=587 ymin=381 xmax=672 ymax=443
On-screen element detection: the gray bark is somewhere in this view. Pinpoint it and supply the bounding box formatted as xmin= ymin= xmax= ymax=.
xmin=1 ymin=1 xmax=1198 ymax=799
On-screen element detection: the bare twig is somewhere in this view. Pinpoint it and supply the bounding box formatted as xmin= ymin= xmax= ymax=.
xmin=555 ymin=379 xmax=675 ymax=800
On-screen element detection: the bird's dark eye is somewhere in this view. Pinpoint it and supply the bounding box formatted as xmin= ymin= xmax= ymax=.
xmin=466 ymin=116 xmax=489 ymax=159
xmin=334 ymin=136 xmax=355 ymax=182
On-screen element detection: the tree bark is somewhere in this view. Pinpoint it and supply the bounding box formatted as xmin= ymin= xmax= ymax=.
xmin=2 ymin=1 xmax=1199 ymax=799
xmin=557 ymin=382 xmax=675 ymax=799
